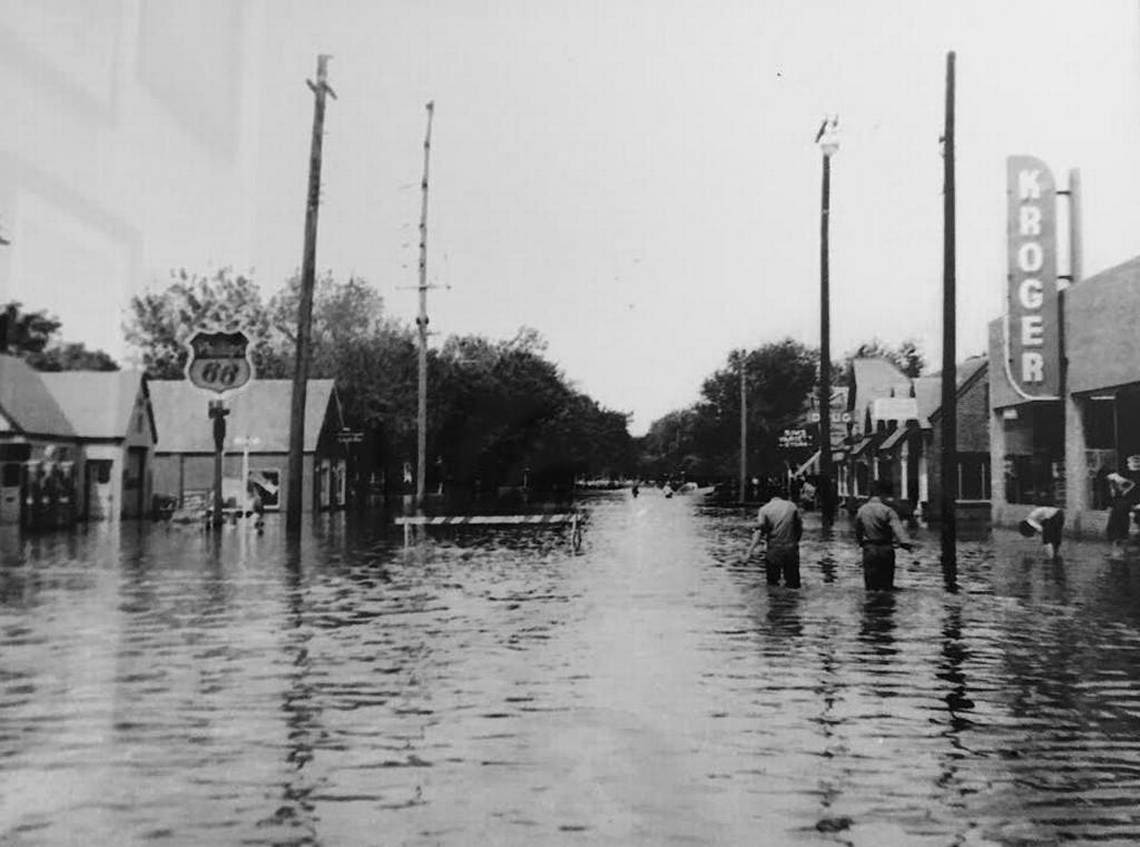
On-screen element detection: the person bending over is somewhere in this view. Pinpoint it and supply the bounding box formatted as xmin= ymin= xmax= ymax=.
xmin=1019 ymin=504 xmax=1064 ymax=561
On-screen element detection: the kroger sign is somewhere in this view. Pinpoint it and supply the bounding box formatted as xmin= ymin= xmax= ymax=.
xmin=1006 ymin=155 xmax=1059 ymax=399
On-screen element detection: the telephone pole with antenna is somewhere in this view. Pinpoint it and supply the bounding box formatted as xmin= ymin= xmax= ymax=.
xmin=415 ymin=101 xmax=435 ymax=511
xmin=286 ymin=54 xmax=336 ymax=532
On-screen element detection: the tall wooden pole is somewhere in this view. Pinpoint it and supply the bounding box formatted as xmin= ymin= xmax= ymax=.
xmin=739 ymin=351 xmax=747 ymax=504
xmin=940 ymin=51 xmax=958 ymax=583
xmin=818 ymin=146 xmax=834 ymax=526
xmin=415 ymin=102 xmax=435 ymax=511
xmin=209 ymin=400 xmax=228 ymax=528
xmin=287 ymin=55 xmax=335 ymax=532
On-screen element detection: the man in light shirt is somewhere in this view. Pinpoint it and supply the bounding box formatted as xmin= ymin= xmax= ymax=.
xmin=854 ymin=480 xmax=915 ymax=591
xmin=742 ymin=489 xmax=803 ymax=588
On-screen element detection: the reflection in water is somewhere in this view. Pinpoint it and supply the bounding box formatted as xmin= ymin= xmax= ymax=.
xmin=763 ymin=588 xmax=803 ymax=639
xmin=857 ymin=590 xmax=896 ymax=656
xmin=5 ymin=504 xmax=1140 ymax=843
xmin=259 ymin=544 xmax=320 ymax=842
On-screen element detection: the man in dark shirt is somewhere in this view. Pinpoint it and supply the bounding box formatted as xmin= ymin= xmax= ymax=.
xmin=854 ymin=480 xmax=914 ymax=590
xmin=742 ymin=490 xmax=804 ymax=587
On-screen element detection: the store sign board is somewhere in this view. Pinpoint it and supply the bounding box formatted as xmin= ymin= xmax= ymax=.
xmin=1006 ymin=155 xmax=1060 ymax=398
xmin=807 ymin=411 xmax=852 ymax=424
xmin=779 ymin=428 xmax=812 ymax=449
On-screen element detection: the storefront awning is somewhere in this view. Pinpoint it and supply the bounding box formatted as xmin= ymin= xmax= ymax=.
xmin=849 ymin=436 xmax=877 ymax=457
xmin=794 ymin=451 xmax=819 ymax=477
xmin=793 ymin=449 xmax=846 ymax=478
xmin=878 ymin=426 xmax=911 ymax=454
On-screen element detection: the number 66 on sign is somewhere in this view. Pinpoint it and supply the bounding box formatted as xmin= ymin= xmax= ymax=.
xmin=185 ymin=329 xmax=255 ymax=397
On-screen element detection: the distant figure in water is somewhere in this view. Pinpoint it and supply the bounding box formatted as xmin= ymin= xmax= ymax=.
xmin=1019 ymin=504 xmax=1064 ymax=561
xmin=631 ymin=483 xmax=640 ymax=498
xmin=662 ymin=483 xmax=674 ymax=498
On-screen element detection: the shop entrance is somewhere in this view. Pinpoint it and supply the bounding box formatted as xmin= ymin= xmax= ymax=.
xmin=1115 ymin=387 xmax=1140 ymax=469
xmin=0 ymin=443 xmax=30 ymax=525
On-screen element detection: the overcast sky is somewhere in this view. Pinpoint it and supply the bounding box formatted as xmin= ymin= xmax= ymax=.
xmin=10 ymin=1 xmax=1140 ymax=434
xmin=245 ymin=0 xmax=1140 ymax=434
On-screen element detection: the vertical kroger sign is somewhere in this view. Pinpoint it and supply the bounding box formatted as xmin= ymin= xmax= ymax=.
xmin=1006 ymin=155 xmax=1060 ymax=399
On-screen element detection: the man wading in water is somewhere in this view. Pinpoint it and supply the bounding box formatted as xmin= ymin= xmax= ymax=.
xmin=742 ymin=488 xmax=804 ymax=588
xmin=854 ymin=479 xmax=915 ymax=590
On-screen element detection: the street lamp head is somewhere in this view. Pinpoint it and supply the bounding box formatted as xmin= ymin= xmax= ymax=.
xmin=816 ymin=114 xmax=840 ymax=157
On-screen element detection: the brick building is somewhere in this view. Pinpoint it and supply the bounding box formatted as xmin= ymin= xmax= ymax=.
xmin=990 ymin=255 xmax=1140 ymax=535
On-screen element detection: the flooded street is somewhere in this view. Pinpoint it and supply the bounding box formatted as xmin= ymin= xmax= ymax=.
xmin=5 ymin=492 xmax=1140 ymax=845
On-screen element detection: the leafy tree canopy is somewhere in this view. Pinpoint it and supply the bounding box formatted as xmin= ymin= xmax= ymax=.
xmin=640 ymin=338 xmax=818 ymax=480
xmin=1 ymin=301 xmax=119 ymax=371
xmin=124 ymin=271 xmax=636 ymax=489
xmin=0 ymin=302 xmax=62 ymax=356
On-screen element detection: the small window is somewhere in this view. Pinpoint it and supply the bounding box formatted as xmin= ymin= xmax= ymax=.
xmin=2 ymin=463 xmax=20 ymax=487
xmin=91 ymin=460 xmax=112 ymax=485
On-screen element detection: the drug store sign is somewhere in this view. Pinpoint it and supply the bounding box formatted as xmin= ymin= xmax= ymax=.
xmin=1006 ymin=155 xmax=1060 ymax=399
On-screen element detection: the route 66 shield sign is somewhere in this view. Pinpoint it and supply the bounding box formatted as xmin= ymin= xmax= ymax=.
xmin=185 ymin=329 xmax=255 ymax=396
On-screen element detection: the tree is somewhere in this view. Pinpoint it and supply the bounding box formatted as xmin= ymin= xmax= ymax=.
xmin=0 ymin=302 xmax=118 ymax=370
xmin=639 ymin=338 xmax=818 ymax=481
xmin=0 ymin=302 xmax=61 ymax=356
xmin=429 ymin=328 xmax=635 ymax=492
xmin=125 ymin=268 xmax=636 ymax=497
xmin=123 ymin=268 xmax=289 ymax=379
xmin=27 ymin=343 xmax=119 ymax=372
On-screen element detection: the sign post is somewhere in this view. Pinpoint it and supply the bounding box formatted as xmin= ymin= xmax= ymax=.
xmin=186 ymin=329 xmax=255 ymax=527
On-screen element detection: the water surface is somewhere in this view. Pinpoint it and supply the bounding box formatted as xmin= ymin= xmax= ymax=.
xmin=3 ymin=493 xmax=1140 ymax=845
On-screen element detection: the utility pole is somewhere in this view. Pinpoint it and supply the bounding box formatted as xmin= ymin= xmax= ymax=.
xmin=940 ymin=51 xmax=958 ymax=584
xmin=286 ymin=55 xmax=335 ymax=532
xmin=816 ymin=116 xmax=839 ymax=527
xmin=415 ymin=102 xmax=435 ymax=511
xmin=739 ymin=351 xmax=747 ymax=504
xmin=209 ymin=400 xmax=229 ymax=528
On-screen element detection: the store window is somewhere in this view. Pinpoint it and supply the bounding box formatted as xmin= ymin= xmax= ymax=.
xmin=1005 ymin=454 xmax=1059 ymax=505
xmin=957 ymin=453 xmax=990 ymax=500
xmin=1 ymin=463 xmax=20 ymax=487
xmin=1084 ymin=397 xmax=1116 ymax=450
xmin=250 ymin=469 xmax=280 ymax=510
xmin=1003 ymin=402 xmax=1063 ymax=505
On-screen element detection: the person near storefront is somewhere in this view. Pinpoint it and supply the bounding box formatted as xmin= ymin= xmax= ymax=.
xmin=1106 ymin=472 xmax=1136 ymax=552
xmin=1018 ymin=504 xmax=1064 ymax=561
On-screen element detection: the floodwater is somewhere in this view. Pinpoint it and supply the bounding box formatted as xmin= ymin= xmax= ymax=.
xmin=3 ymin=493 xmax=1140 ymax=846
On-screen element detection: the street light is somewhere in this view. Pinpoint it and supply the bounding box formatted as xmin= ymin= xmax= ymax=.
xmin=816 ymin=115 xmax=839 ymax=526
